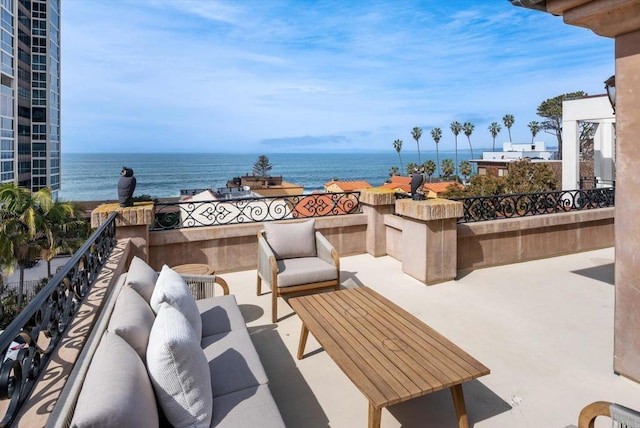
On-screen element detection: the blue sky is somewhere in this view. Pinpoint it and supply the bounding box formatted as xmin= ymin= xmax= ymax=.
xmin=61 ymin=0 xmax=613 ymax=153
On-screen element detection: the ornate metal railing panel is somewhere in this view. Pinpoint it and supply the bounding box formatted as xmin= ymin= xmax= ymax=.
xmin=0 ymin=212 xmax=117 ymax=427
xmin=452 ymin=187 xmax=615 ymax=223
xmin=151 ymin=192 xmax=361 ymax=230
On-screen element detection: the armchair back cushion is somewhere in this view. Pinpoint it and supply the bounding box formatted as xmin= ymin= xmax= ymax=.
xmin=263 ymin=219 xmax=316 ymax=260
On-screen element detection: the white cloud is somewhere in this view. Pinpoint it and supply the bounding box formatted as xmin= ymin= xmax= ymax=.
xmin=61 ymin=0 xmax=613 ymax=153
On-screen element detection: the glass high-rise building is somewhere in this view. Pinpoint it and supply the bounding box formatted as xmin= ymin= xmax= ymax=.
xmin=0 ymin=0 xmax=60 ymax=197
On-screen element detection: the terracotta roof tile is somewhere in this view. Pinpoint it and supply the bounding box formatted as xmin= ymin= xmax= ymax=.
xmin=324 ymin=180 xmax=372 ymax=191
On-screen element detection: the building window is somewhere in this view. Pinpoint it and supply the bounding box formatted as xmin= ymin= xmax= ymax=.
xmin=478 ymin=167 xmax=487 ymax=176
xmin=498 ymin=168 xmax=508 ymax=177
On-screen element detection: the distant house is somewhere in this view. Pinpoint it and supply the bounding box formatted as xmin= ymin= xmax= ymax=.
xmin=324 ymin=180 xmax=372 ymax=193
xmin=423 ymin=181 xmax=464 ymax=198
xmin=227 ymin=174 xmax=304 ymax=197
xmin=378 ymin=176 xmax=411 ymax=194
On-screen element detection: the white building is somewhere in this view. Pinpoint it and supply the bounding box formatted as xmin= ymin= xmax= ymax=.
xmin=482 ymin=141 xmax=558 ymax=161
xmin=561 ymin=94 xmax=615 ymax=190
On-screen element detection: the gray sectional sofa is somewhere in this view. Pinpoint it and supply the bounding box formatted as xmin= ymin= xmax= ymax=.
xmin=52 ymin=256 xmax=285 ymax=428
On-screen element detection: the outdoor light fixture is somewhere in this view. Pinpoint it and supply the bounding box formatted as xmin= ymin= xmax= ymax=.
xmin=605 ymin=75 xmax=616 ymax=114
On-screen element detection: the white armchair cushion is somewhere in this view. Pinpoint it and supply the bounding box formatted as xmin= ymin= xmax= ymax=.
xmin=151 ymin=265 xmax=202 ymax=338
xmin=147 ymin=303 xmax=213 ymax=428
xmin=264 ymin=219 xmax=316 ymax=259
xmin=125 ymin=256 xmax=158 ymax=303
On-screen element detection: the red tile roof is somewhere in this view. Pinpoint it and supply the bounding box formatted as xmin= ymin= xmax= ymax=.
xmin=324 ymin=180 xmax=372 ymax=191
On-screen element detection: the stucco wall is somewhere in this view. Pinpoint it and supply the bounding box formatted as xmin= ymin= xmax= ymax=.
xmin=383 ymin=208 xmax=614 ymax=273
xmin=456 ymin=208 xmax=614 ymax=271
xmin=149 ymin=214 xmax=368 ymax=273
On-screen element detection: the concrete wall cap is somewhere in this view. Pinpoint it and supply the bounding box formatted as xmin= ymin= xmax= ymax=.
xmin=395 ymin=198 xmax=463 ymax=221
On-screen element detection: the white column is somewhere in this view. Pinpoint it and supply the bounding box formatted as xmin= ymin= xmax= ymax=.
xmin=562 ymin=119 xmax=579 ymax=190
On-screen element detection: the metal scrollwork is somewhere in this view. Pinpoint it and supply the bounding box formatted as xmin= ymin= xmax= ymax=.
xmin=0 ymin=212 xmax=117 ymax=427
xmin=151 ymin=192 xmax=362 ymax=230
xmin=452 ymin=187 xmax=615 ymax=223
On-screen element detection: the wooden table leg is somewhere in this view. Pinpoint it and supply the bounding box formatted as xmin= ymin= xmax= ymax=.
xmin=296 ymin=323 xmax=309 ymax=360
xmin=368 ymin=402 xmax=382 ymax=428
xmin=450 ymin=384 xmax=469 ymax=428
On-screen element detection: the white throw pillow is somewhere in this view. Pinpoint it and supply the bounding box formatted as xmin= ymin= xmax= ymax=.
xmin=150 ymin=265 xmax=202 ymax=338
xmin=147 ymin=303 xmax=213 ymax=428
xmin=125 ymin=256 xmax=158 ymax=303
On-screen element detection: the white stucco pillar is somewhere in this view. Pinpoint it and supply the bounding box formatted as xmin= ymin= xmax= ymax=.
xmin=562 ymin=119 xmax=579 ymax=190
xmin=596 ymin=120 xmax=616 ymax=185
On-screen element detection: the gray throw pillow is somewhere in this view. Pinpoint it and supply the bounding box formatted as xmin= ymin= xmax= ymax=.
xmin=264 ymin=219 xmax=316 ymax=259
xmin=71 ymin=331 xmax=158 ymax=428
xmin=108 ymin=286 xmax=155 ymax=360
xmin=147 ymin=303 xmax=213 ymax=428
xmin=125 ymin=256 xmax=158 ymax=303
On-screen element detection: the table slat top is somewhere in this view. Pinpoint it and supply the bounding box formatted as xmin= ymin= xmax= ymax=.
xmin=290 ymin=287 xmax=490 ymax=408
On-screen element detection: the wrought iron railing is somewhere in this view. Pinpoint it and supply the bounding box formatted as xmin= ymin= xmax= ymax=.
xmin=151 ymin=192 xmax=361 ymax=230
xmin=451 ymin=187 xmax=615 ymax=223
xmin=0 ymin=212 xmax=117 ymax=427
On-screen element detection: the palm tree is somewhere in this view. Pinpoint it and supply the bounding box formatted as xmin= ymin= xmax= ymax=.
xmin=406 ymin=162 xmax=417 ymax=176
xmin=0 ymin=184 xmax=80 ymax=308
xmin=388 ymin=166 xmax=399 ymax=177
xmin=393 ymin=139 xmax=404 ymax=174
xmin=460 ymin=160 xmax=472 ymax=182
xmin=441 ymin=158 xmax=455 ymax=179
xmin=40 ymin=199 xmax=84 ymax=278
xmin=0 ymin=184 xmax=48 ymax=308
xmin=503 ymin=114 xmax=515 ymax=142
xmin=528 ymin=121 xmax=541 ymax=143
xmin=488 ymin=122 xmax=502 ymax=151
xmin=411 ymin=127 xmax=423 ymax=164
xmin=423 ymin=160 xmax=436 ymax=183
xmin=431 ymin=127 xmax=442 ymax=177
xmin=462 ymin=122 xmax=475 ymax=161
xmin=450 ymin=121 xmax=462 ymax=177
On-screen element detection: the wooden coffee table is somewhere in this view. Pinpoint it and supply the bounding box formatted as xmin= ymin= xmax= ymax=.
xmin=289 ymin=287 xmax=490 ymax=428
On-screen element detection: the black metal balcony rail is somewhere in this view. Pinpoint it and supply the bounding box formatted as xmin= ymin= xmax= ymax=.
xmin=451 ymin=187 xmax=615 ymax=223
xmin=0 ymin=212 xmax=117 ymax=427
xmin=151 ymin=192 xmax=361 ymax=230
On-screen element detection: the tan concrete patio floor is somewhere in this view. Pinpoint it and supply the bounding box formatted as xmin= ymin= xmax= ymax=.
xmin=220 ymin=247 xmax=638 ymax=427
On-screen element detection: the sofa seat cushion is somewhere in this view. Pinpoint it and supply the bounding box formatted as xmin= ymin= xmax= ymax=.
xmin=108 ymin=286 xmax=155 ymax=360
xmin=276 ymin=257 xmax=338 ymax=288
xmin=151 ymin=265 xmax=202 ymax=338
xmin=71 ymin=331 xmax=158 ymax=428
xmin=212 ymin=385 xmax=285 ymax=428
xmin=201 ymin=329 xmax=268 ymax=397
xmin=197 ymin=295 xmax=246 ymax=337
xmin=264 ymin=219 xmax=316 ymax=259
xmin=125 ymin=256 xmax=158 ymax=303
xmin=147 ymin=303 xmax=213 ymax=428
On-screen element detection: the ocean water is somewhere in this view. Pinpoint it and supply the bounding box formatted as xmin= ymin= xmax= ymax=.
xmin=58 ymin=151 xmax=474 ymax=202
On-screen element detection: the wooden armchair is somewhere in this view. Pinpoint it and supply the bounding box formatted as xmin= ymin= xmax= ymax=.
xmin=257 ymin=220 xmax=340 ymax=323
xmin=579 ymin=401 xmax=640 ymax=428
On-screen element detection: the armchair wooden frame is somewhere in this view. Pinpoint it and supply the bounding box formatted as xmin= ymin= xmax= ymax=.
xmin=257 ymin=230 xmax=340 ymax=323
xmin=579 ymin=401 xmax=640 ymax=428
